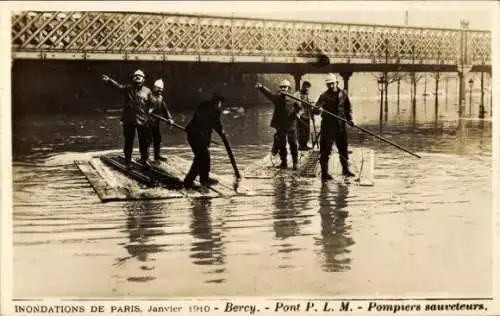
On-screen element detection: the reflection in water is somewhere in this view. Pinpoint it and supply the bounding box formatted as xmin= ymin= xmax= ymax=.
xmin=478 ymin=119 xmax=485 ymax=150
xmin=271 ymin=177 xmax=304 ymax=268
xmin=11 ymin=101 xmax=493 ymax=297
xmin=272 ymin=177 xmax=301 ymax=240
xmin=116 ymin=200 xmax=167 ymax=282
xmin=189 ymin=198 xmax=226 ymax=283
xmin=315 ymin=183 xmax=354 ymax=272
xmin=456 ymin=119 xmax=467 ymax=155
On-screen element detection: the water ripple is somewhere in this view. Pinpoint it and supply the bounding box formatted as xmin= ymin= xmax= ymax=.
xmin=11 ymin=108 xmax=493 ymax=297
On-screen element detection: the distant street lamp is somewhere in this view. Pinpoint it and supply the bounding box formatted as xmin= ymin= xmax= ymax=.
xmin=397 ymin=77 xmax=401 ymax=114
xmin=377 ymin=77 xmax=385 ymax=127
xmin=468 ymin=78 xmax=474 ymax=116
xmin=479 ymin=72 xmax=485 ymax=119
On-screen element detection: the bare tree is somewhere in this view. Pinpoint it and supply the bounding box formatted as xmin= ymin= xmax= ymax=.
xmin=404 ymin=71 xmax=425 ymax=118
xmin=371 ymin=72 xmax=407 ymax=116
xmin=430 ymin=71 xmax=442 ymax=120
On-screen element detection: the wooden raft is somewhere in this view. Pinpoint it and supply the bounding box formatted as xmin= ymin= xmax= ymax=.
xmin=75 ymin=153 xmax=262 ymax=202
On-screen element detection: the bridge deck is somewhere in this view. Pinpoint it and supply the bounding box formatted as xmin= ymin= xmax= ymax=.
xmin=11 ymin=11 xmax=491 ymax=68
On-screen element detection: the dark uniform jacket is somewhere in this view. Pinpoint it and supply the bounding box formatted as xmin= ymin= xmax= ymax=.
xmin=185 ymin=100 xmax=223 ymax=145
xmin=109 ymin=82 xmax=151 ymax=125
xmin=258 ymin=86 xmax=300 ymax=131
xmin=316 ymin=89 xmax=352 ymax=122
xmin=148 ymin=93 xmax=172 ymax=121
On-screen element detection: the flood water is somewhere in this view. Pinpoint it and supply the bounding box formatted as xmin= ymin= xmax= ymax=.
xmin=12 ymin=96 xmax=493 ymax=298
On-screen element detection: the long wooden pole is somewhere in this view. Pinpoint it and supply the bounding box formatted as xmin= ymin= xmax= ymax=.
xmin=151 ymin=113 xmax=221 ymax=146
xmin=282 ymin=92 xmax=422 ymax=159
xmin=220 ymin=133 xmax=241 ymax=179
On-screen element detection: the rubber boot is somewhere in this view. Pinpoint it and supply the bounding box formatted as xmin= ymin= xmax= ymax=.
xmin=341 ymin=160 xmax=355 ymax=177
xmin=277 ymin=153 xmax=288 ymax=169
xmin=201 ymin=178 xmax=219 ymax=187
xmin=277 ymin=161 xmax=288 ymax=169
xmin=292 ymin=155 xmax=298 ymax=170
xmin=320 ymin=160 xmax=333 ymax=181
xmin=271 ymin=133 xmax=279 ymax=156
xmin=154 ymin=153 xmax=167 ymax=162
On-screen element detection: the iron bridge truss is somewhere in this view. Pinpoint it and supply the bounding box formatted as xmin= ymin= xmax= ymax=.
xmin=11 ymin=11 xmax=491 ymax=68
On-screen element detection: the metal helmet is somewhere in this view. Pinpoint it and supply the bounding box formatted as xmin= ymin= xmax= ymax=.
xmin=325 ymin=73 xmax=337 ymax=84
xmin=153 ymin=79 xmax=164 ymax=89
xmin=279 ymin=79 xmax=291 ymax=87
xmin=133 ymin=69 xmax=145 ymax=78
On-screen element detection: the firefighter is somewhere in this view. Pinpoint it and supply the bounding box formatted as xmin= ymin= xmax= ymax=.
xmin=184 ymin=94 xmax=226 ymax=188
xmin=294 ymin=80 xmax=314 ymax=150
xmin=256 ymin=80 xmax=301 ymax=170
xmin=102 ymin=70 xmax=152 ymax=169
xmin=316 ymin=73 xmax=355 ymax=181
xmin=147 ymin=79 xmax=173 ymax=162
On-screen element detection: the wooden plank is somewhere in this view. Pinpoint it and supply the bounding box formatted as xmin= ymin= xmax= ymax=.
xmin=158 ymin=155 xmax=268 ymax=197
xmin=88 ymin=158 xmax=120 ymax=188
xmin=298 ymin=149 xmax=321 ymax=178
xmin=75 ymin=161 xmax=125 ymax=202
xmin=100 ymin=155 xmax=157 ymax=187
xmin=356 ymin=149 xmax=375 ymax=187
xmin=104 ymin=155 xmax=191 ymax=199
xmin=76 ymin=157 xmax=225 ymax=201
xmin=110 ymin=154 xmax=223 ymax=199
xmin=153 ymin=156 xmax=229 ymax=197
xmin=77 ymin=152 xmax=279 ymax=202
xmin=116 ymin=156 xmax=182 ymax=187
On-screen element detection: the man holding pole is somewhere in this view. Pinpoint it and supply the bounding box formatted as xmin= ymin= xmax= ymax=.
xmin=280 ymin=77 xmax=422 ymax=177
xmin=184 ymin=93 xmax=227 ymax=188
xmin=316 ymin=73 xmax=355 ymax=181
xmin=147 ymin=79 xmax=173 ymax=162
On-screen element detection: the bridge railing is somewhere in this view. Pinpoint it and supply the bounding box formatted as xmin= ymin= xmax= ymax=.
xmin=11 ymin=11 xmax=491 ymax=65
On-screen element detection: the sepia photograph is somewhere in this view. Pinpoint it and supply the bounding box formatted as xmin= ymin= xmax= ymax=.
xmin=1 ymin=0 xmax=498 ymax=314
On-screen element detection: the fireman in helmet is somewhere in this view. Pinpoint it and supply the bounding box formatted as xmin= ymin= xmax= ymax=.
xmin=147 ymin=78 xmax=173 ymax=162
xmin=315 ymin=73 xmax=355 ymax=181
xmin=256 ymin=79 xmax=301 ymax=170
xmin=102 ymin=69 xmax=152 ymax=169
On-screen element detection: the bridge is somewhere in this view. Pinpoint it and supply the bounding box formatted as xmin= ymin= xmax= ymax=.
xmin=11 ymin=11 xmax=490 ymax=69
xmin=10 ymin=11 xmax=492 ymax=115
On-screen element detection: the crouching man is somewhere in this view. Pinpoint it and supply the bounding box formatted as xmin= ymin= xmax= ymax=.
xmin=184 ymin=94 xmax=226 ymax=188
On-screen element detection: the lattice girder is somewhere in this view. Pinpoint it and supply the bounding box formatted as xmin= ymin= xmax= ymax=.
xmin=163 ymin=17 xmax=199 ymax=52
xmin=10 ymin=11 xmax=491 ymax=67
xmin=199 ymin=18 xmax=232 ymax=53
xmin=321 ymin=24 xmax=351 ymax=58
xmin=232 ymin=19 xmax=264 ymax=53
xmin=468 ymin=31 xmax=490 ymax=65
xmin=294 ymin=22 xmax=324 ymax=57
xmin=263 ymin=21 xmax=296 ymax=56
